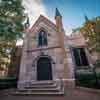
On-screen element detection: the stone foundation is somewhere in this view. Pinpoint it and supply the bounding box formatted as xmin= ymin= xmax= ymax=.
xmin=63 ymin=79 xmax=75 ymax=88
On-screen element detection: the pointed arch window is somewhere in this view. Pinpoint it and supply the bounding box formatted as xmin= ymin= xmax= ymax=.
xmin=38 ymin=30 xmax=48 ymax=46
xmin=72 ymin=48 xmax=89 ymax=67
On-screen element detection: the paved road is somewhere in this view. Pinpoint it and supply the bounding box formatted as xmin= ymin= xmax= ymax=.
xmin=0 ymin=87 xmax=100 ymax=100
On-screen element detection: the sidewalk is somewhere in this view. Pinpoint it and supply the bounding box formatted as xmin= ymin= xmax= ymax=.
xmin=0 ymin=87 xmax=100 ymax=100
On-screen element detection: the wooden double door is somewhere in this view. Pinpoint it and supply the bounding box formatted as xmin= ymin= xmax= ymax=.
xmin=37 ymin=57 xmax=52 ymax=80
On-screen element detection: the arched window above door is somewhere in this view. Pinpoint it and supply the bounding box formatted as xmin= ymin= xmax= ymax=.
xmin=38 ymin=30 xmax=48 ymax=47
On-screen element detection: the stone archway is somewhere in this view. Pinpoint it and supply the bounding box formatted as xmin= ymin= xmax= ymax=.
xmin=37 ymin=57 xmax=52 ymax=80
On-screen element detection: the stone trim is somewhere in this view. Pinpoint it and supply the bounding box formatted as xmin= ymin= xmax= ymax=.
xmin=27 ymin=46 xmax=61 ymax=52
xmin=32 ymin=55 xmax=56 ymax=80
xmin=56 ymin=78 xmax=75 ymax=81
xmin=56 ymin=78 xmax=75 ymax=88
xmin=30 ymin=15 xmax=56 ymax=33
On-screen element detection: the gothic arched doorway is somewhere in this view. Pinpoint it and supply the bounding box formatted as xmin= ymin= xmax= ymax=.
xmin=37 ymin=57 xmax=52 ymax=80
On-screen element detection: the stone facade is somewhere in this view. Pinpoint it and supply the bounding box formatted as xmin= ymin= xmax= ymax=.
xmin=18 ymin=11 xmax=92 ymax=89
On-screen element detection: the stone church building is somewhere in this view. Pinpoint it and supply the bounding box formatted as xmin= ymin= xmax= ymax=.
xmin=17 ymin=8 xmax=92 ymax=94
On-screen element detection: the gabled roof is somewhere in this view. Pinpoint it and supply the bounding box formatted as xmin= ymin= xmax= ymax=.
xmin=29 ymin=15 xmax=56 ymax=33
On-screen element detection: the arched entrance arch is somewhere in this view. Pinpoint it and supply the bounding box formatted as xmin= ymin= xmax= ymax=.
xmin=37 ymin=56 xmax=52 ymax=80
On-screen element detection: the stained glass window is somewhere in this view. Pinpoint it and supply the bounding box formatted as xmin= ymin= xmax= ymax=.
xmin=38 ymin=30 xmax=48 ymax=46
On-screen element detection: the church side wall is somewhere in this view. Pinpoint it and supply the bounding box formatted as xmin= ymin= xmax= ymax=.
xmin=17 ymin=33 xmax=29 ymax=89
xmin=64 ymin=48 xmax=75 ymax=87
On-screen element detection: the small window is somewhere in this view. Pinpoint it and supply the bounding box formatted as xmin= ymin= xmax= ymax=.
xmin=38 ymin=30 xmax=48 ymax=46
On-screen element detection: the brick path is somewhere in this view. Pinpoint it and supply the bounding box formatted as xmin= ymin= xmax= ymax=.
xmin=0 ymin=87 xmax=100 ymax=100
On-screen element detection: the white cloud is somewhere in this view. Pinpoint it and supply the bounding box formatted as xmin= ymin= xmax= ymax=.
xmin=17 ymin=0 xmax=73 ymax=45
xmin=23 ymin=0 xmax=47 ymax=26
xmin=23 ymin=0 xmax=72 ymax=35
xmin=65 ymin=27 xmax=72 ymax=36
xmin=16 ymin=39 xmax=23 ymax=46
xmin=17 ymin=0 xmax=47 ymax=46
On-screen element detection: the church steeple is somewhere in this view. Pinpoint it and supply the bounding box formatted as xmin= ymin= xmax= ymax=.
xmin=55 ymin=8 xmax=62 ymax=18
xmin=24 ymin=16 xmax=30 ymax=29
xmin=55 ymin=8 xmax=63 ymax=32
xmin=84 ymin=14 xmax=89 ymax=22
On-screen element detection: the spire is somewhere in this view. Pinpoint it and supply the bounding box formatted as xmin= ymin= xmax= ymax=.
xmin=26 ymin=17 xmax=30 ymax=25
xmin=84 ymin=14 xmax=89 ymax=22
xmin=55 ymin=8 xmax=62 ymax=18
xmin=24 ymin=16 xmax=30 ymax=29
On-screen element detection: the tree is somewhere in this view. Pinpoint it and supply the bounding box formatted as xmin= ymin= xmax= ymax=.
xmin=0 ymin=0 xmax=26 ymax=75
xmin=95 ymin=17 xmax=100 ymax=52
xmin=80 ymin=16 xmax=100 ymax=59
xmin=80 ymin=17 xmax=100 ymax=87
xmin=0 ymin=0 xmax=25 ymax=41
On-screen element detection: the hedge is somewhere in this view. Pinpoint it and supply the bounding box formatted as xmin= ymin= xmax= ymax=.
xmin=75 ymin=72 xmax=100 ymax=89
xmin=0 ymin=77 xmax=17 ymax=89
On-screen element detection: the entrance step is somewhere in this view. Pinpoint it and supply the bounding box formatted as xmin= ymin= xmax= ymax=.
xmin=25 ymin=81 xmax=56 ymax=88
xmin=29 ymin=80 xmax=55 ymax=85
xmin=15 ymin=81 xmax=64 ymax=95
xmin=18 ymin=87 xmax=60 ymax=92
xmin=25 ymin=83 xmax=57 ymax=88
xmin=14 ymin=91 xmax=64 ymax=95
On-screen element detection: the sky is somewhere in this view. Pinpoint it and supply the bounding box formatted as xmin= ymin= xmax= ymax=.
xmin=23 ymin=0 xmax=100 ymax=35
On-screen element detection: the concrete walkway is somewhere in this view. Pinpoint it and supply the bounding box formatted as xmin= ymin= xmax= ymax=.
xmin=0 ymin=87 xmax=100 ymax=100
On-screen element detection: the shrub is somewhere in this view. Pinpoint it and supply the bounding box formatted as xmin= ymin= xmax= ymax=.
xmin=0 ymin=77 xmax=17 ymax=89
xmin=96 ymin=73 xmax=100 ymax=79
xmin=94 ymin=60 xmax=100 ymax=68
xmin=75 ymin=73 xmax=98 ymax=88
